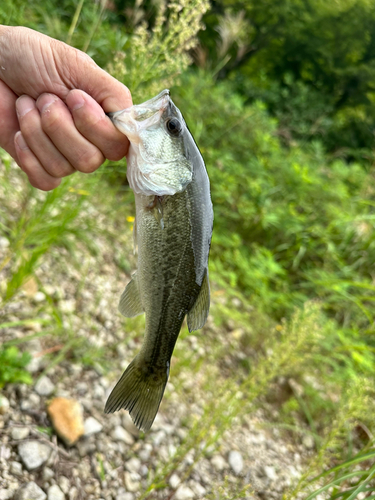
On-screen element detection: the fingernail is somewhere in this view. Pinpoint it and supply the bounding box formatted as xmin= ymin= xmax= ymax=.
xmin=36 ymin=94 xmax=58 ymax=114
xmin=67 ymin=90 xmax=85 ymax=111
xmin=16 ymin=96 xmax=35 ymax=118
xmin=15 ymin=131 xmax=29 ymax=150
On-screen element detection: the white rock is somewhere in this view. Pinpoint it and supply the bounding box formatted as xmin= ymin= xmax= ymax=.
xmin=0 ymin=395 xmax=10 ymax=415
xmin=47 ymin=485 xmax=65 ymax=500
xmin=228 ymin=450 xmax=243 ymax=475
xmin=263 ymin=465 xmax=277 ymax=481
xmin=58 ymin=477 xmax=70 ymax=495
xmin=10 ymin=461 xmax=22 ymax=475
xmin=14 ymin=482 xmax=47 ymax=500
xmin=111 ymin=426 xmax=134 ymax=445
xmin=174 ymin=485 xmax=195 ymax=500
xmin=302 ymin=434 xmax=315 ymax=449
xmin=124 ymin=471 xmax=140 ymax=492
xmin=126 ymin=457 xmax=141 ymax=473
xmin=33 ymin=292 xmax=46 ymax=303
xmin=115 ymin=490 xmax=134 ymax=500
xmin=11 ymin=427 xmax=30 ymax=440
xmin=0 ymin=489 xmax=14 ymax=500
xmin=35 ymin=376 xmax=55 ymax=397
xmin=42 ymin=467 xmax=55 ymax=481
xmin=169 ymin=474 xmax=181 ymax=489
xmin=83 ymin=417 xmax=103 ymax=436
xmin=0 ymin=237 xmax=10 ymax=249
xmin=211 ymin=454 xmax=227 ymax=471
xmin=190 ymin=481 xmax=206 ymax=497
xmin=18 ymin=441 xmax=51 ymax=470
xmin=20 ymin=393 xmax=40 ymax=410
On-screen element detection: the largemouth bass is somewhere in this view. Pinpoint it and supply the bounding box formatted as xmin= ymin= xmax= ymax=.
xmin=104 ymin=90 xmax=213 ymax=431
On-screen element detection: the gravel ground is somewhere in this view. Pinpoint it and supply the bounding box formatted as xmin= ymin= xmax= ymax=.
xmin=0 ymin=165 xmax=314 ymax=500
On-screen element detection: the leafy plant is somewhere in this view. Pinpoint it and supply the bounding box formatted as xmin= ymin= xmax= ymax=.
xmin=0 ymin=346 xmax=32 ymax=388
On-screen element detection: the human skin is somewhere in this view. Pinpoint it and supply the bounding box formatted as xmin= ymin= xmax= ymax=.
xmin=0 ymin=25 xmax=132 ymax=190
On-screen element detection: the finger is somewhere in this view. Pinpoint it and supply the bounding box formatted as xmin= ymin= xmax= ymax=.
xmin=16 ymin=95 xmax=75 ymax=178
xmin=0 ymin=79 xmax=19 ymax=158
xmin=36 ymin=93 xmax=105 ymax=173
xmin=14 ymin=131 xmax=61 ymax=191
xmin=66 ymin=89 xmax=129 ymax=161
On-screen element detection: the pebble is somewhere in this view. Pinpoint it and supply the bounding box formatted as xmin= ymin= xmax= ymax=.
xmin=35 ymin=376 xmax=55 ymax=397
xmin=111 ymin=426 xmax=134 ymax=445
xmin=33 ymin=292 xmax=46 ymax=303
xmin=11 ymin=427 xmax=29 ymax=440
xmin=14 ymin=482 xmax=47 ymax=500
xmin=83 ymin=417 xmax=103 ymax=436
xmin=0 ymin=489 xmax=14 ymax=500
xmin=125 ymin=457 xmax=141 ymax=473
xmin=124 ymin=471 xmax=140 ymax=492
xmin=47 ymin=485 xmax=65 ymax=500
xmin=302 ymin=434 xmax=315 ymax=449
xmin=190 ymin=481 xmax=206 ymax=497
xmin=0 ymin=396 xmax=10 ymax=415
xmin=169 ymin=474 xmax=181 ymax=489
xmin=116 ymin=490 xmax=134 ymax=500
xmin=10 ymin=461 xmax=22 ymax=475
xmin=18 ymin=441 xmax=51 ymax=470
xmin=42 ymin=467 xmax=55 ymax=481
xmin=58 ymin=477 xmax=70 ymax=495
xmin=20 ymin=393 xmax=40 ymax=410
xmin=47 ymin=398 xmax=84 ymax=446
xmin=211 ymin=454 xmax=227 ymax=471
xmin=228 ymin=450 xmax=244 ymax=475
xmin=174 ymin=485 xmax=195 ymax=500
xmin=263 ymin=465 xmax=278 ymax=481
xmin=0 ymin=236 xmax=10 ymax=248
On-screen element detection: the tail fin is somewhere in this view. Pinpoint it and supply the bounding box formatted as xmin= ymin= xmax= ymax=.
xmin=104 ymin=355 xmax=169 ymax=432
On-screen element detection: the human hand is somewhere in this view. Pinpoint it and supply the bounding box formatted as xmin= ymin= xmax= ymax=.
xmin=0 ymin=25 xmax=131 ymax=190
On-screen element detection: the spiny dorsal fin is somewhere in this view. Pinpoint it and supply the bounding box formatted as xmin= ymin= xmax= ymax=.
xmin=118 ymin=272 xmax=144 ymax=318
xmin=187 ymin=269 xmax=210 ymax=332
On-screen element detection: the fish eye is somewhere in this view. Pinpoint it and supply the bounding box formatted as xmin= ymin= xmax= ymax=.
xmin=166 ymin=118 xmax=182 ymax=137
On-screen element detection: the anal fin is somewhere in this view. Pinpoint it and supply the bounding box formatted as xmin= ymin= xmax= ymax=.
xmin=187 ymin=269 xmax=210 ymax=332
xmin=118 ymin=272 xmax=144 ymax=317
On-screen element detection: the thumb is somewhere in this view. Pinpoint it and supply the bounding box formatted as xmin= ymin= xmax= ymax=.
xmin=56 ymin=44 xmax=132 ymax=113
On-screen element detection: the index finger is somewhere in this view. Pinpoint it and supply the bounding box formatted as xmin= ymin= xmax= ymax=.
xmin=66 ymin=89 xmax=129 ymax=161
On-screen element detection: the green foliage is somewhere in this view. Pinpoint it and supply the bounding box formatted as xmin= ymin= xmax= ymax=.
xmin=0 ymin=346 xmax=32 ymax=388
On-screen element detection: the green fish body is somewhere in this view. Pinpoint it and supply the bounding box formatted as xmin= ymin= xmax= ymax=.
xmin=105 ymin=90 xmax=213 ymax=431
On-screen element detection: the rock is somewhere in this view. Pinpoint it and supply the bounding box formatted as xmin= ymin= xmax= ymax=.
xmin=263 ymin=465 xmax=277 ymax=481
xmin=0 ymin=396 xmax=10 ymax=415
xmin=228 ymin=450 xmax=244 ymax=475
xmin=83 ymin=417 xmax=103 ymax=436
xmin=47 ymin=398 xmax=84 ymax=446
xmin=116 ymin=489 xmax=134 ymax=500
xmin=33 ymin=292 xmax=46 ymax=303
xmin=211 ymin=454 xmax=227 ymax=471
xmin=18 ymin=441 xmax=51 ymax=470
xmin=42 ymin=467 xmax=55 ymax=481
xmin=58 ymin=477 xmax=70 ymax=495
xmin=124 ymin=471 xmax=140 ymax=493
xmin=20 ymin=393 xmax=40 ymax=410
xmin=174 ymin=485 xmax=195 ymax=500
xmin=14 ymin=482 xmax=47 ymax=500
xmin=11 ymin=427 xmax=30 ymax=440
xmin=302 ymin=434 xmax=315 ymax=449
xmin=0 ymin=236 xmax=10 ymax=249
xmin=35 ymin=376 xmax=55 ymax=397
xmin=190 ymin=481 xmax=206 ymax=497
xmin=111 ymin=426 xmax=134 ymax=445
xmin=125 ymin=457 xmax=141 ymax=473
xmin=169 ymin=474 xmax=181 ymax=489
xmin=10 ymin=461 xmax=23 ymax=475
xmin=47 ymin=485 xmax=65 ymax=500
xmin=0 ymin=489 xmax=14 ymax=500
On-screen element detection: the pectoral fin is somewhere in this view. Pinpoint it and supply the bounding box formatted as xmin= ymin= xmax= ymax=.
xmin=118 ymin=272 xmax=144 ymax=317
xmin=187 ymin=270 xmax=210 ymax=332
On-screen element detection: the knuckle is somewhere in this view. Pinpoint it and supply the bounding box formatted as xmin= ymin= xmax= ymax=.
xmin=74 ymin=149 xmax=103 ymax=173
xmin=40 ymin=105 xmax=65 ymax=134
xmin=19 ymin=111 xmax=40 ymax=139
xmin=47 ymin=158 xmax=72 ymax=178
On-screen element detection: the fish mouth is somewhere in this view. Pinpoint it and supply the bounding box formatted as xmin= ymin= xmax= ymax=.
xmin=107 ymin=90 xmax=170 ymax=140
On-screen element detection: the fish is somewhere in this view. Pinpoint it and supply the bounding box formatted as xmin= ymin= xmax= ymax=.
xmin=104 ymin=89 xmax=213 ymax=431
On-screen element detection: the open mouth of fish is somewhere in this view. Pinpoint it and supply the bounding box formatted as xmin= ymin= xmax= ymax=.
xmin=107 ymin=90 xmax=170 ymax=143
